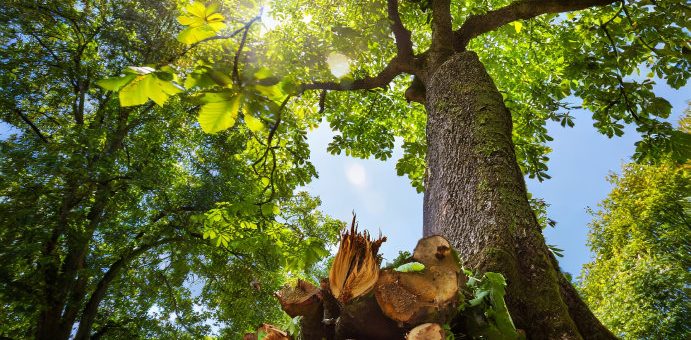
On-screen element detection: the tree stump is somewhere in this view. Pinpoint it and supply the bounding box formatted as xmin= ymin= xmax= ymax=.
xmin=270 ymin=219 xmax=468 ymax=340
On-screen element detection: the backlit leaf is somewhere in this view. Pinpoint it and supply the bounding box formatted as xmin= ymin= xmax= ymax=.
xmin=244 ymin=113 xmax=265 ymax=132
xmin=96 ymin=74 xmax=136 ymax=91
xmin=394 ymin=261 xmax=425 ymax=272
xmin=198 ymin=94 xmax=242 ymax=133
xmin=176 ymin=1 xmax=227 ymax=44
xmin=117 ymin=73 xmax=183 ymax=107
xmin=512 ymin=21 xmax=523 ymax=33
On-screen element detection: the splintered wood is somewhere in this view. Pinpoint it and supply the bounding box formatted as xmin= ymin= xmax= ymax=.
xmin=329 ymin=215 xmax=386 ymax=304
xmin=262 ymin=218 xmax=466 ymax=340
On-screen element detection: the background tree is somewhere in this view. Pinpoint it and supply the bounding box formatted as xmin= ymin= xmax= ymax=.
xmin=131 ymin=0 xmax=687 ymax=338
xmin=0 ymin=1 xmax=340 ymax=338
xmin=579 ymin=115 xmax=690 ymax=339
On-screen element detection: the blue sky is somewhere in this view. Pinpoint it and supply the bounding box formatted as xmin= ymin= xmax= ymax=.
xmin=302 ymin=81 xmax=689 ymax=277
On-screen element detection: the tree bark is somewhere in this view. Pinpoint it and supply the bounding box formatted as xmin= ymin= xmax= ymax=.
xmin=422 ymin=51 xmax=615 ymax=339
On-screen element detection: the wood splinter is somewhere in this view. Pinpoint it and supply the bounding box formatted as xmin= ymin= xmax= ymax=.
xmin=327 ymin=216 xmax=402 ymax=339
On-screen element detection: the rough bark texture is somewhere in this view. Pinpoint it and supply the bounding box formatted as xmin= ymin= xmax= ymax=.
xmin=422 ymin=51 xmax=615 ymax=339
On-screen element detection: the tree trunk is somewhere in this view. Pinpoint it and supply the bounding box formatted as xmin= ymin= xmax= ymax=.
xmin=422 ymin=51 xmax=615 ymax=339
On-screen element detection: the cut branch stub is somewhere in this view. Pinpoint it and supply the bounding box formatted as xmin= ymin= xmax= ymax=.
xmin=276 ymin=280 xmax=332 ymax=340
xmin=243 ymin=324 xmax=290 ymax=340
xmin=329 ymin=215 xmax=386 ymax=303
xmin=275 ymin=279 xmax=322 ymax=318
xmin=375 ymin=235 xmax=465 ymax=327
xmin=407 ymin=323 xmax=446 ymax=340
xmin=412 ymin=235 xmax=461 ymax=271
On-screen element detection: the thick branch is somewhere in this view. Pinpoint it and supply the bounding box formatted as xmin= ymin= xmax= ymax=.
xmin=430 ymin=0 xmax=453 ymax=57
xmin=387 ymin=0 xmax=413 ymax=59
xmin=453 ymin=0 xmax=619 ymax=50
xmin=300 ymin=57 xmax=410 ymax=92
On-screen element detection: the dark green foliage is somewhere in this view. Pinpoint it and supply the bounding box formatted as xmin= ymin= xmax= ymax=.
xmin=457 ymin=271 xmax=524 ymax=340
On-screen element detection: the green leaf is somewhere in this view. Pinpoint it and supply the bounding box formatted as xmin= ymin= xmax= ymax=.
xmin=118 ymin=73 xmax=183 ymax=107
xmin=254 ymin=67 xmax=273 ymax=80
xmin=512 ymin=21 xmax=523 ymax=33
xmin=650 ymin=97 xmax=672 ymax=118
xmin=244 ymin=113 xmax=265 ymax=132
xmin=468 ymin=290 xmax=489 ymax=307
xmin=394 ymin=261 xmax=425 ymax=272
xmin=254 ymin=84 xmax=285 ymax=101
xmin=198 ymin=94 xmax=242 ymax=133
xmin=96 ymin=74 xmax=136 ymax=91
xmin=176 ymin=1 xmax=227 ymax=44
xmin=261 ymin=203 xmax=279 ymax=215
xmin=178 ymin=26 xmax=217 ymax=45
xmin=119 ymin=76 xmax=149 ymax=106
xmin=260 ymin=177 xmax=271 ymax=187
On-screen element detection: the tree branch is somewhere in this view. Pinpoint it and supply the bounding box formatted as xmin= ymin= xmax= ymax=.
xmin=13 ymin=109 xmax=50 ymax=143
xmin=299 ymin=2 xmax=418 ymax=94
xmin=453 ymin=0 xmax=620 ymax=51
xmin=232 ymin=17 xmax=256 ymax=84
xmin=387 ymin=0 xmax=413 ymax=59
xmin=74 ymin=236 xmax=186 ymax=340
xmin=431 ymin=0 xmax=453 ymax=57
xmin=300 ymin=57 xmax=409 ymax=92
xmin=159 ymin=15 xmax=261 ymax=66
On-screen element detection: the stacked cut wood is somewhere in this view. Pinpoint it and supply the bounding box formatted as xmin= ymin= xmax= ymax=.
xmin=249 ymin=217 xmax=467 ymax=340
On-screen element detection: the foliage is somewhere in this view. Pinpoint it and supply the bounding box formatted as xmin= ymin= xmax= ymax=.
xmin=459 ymin=270 xmax=524 ymax=339
xmin=2 ymin=0 xmax=689 ymax=337
xmin=0 ymin=0 xmax=340 ymax=338
xmin=385 ymin=250 xmax=413 ymax=269
xmin=393 ymin=261 xmax=425 ymax=272
xmin=578 ymin=151 xmax=690 ymax=339
xmin=121 ymin=0 xmax=689 ymax=193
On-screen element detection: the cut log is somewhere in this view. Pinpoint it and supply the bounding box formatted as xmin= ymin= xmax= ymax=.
xmin=335 ymin=292 xmax=405 ymax=340
xmin=276 ymin=279 xmax=321 ymax=318
xmin=243 ymin=324 xmax=290 ymax=340
xmin=375 ymin=236 xmax=465 ymax=327
xmin=276 ymin=279 xmax=331 ymax=340
xmin=412 ymin=235 xmax=461 ymax=272
xmin=267 ymin=232 xmax=469 ymax=339
xmin=375 ymin=265 xmax=460 ymax=326
xmin=406 ymin=323 xmax=445 ymax=340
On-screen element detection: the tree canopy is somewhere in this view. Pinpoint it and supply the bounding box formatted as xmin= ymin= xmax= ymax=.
xmin=0 ymin=0 xmax=340 ymax=338
xmin=1 ymin=0 xmax=689 ymax=338
xmin=579 ymin=116 xmax=690 ymax=339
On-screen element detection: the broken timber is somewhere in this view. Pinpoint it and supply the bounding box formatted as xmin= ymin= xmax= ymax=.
xmin=260 ymin=216 xmax=468 ymax=340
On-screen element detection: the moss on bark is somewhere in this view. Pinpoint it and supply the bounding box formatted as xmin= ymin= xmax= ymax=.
xmin=422 ymin=51 xmax=615 ymax=339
